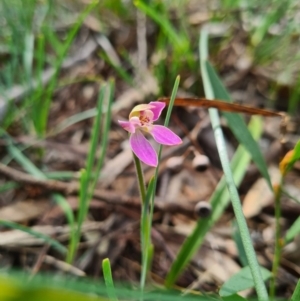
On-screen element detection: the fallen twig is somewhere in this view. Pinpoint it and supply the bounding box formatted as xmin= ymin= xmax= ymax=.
xmin=0 ymin=163 xmax=196 ymax=218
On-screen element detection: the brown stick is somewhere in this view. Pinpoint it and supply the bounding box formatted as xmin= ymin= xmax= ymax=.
xmin=0 ymin=163 xmax=195 ymax=218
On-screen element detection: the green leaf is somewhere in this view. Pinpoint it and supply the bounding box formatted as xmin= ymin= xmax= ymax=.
xmin=52 ymin=193 xmax=76 ymax=263
xmin=292 ymin=140 xmax=300 ymax=160
xmin=222 ymin=294 xmax=247 ymax=301
xmin=219 ymin=266 xmax=271 ymax=297
xmin=285 ymin=216 xmax=300 ymax=243
xmin=5 ymin=138 xmax=45 ymax=179
xmin=291 ymin=279 xmax=300 ymax=301
xmin=232 ymin=220 xmax=248 ymax=267
xmin=0 ymin=220 xmax=67 ymax=255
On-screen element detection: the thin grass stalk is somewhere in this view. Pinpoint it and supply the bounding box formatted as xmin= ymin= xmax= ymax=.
xmin=133 ymin=152 xmax=148 ymax=291
xmin=269 ymin=180 xmax=283 ymax=299
xmin=102 ymin=258 xmax=118 ymax=301
xmin=36 ymin=0 xmax=98 ymax=135
xmin=52 ymin=193 xmax=76 ymax=264
xmin=200 ymin=28 xmax=269 ymax=301
xmin=0 ymin=220 xmax=67 ymax=255
xmin=88 ymin=79 xmax=114 ymax=198
xmin=75 ymin=84 xmax=106 ymax=254
xmin=80 ymin=85 xmax=105 ymax=205
xmin=140 ymin=177 xmax=154 ymax=290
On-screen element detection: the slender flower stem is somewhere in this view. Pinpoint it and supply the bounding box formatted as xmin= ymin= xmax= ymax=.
xmin=133 ymin=152 xmax=148 ymax=292
xmin=135 ymin=77 xmax=180 ymax=291
xmin=270 ymin=180 xmax=283 ymax=300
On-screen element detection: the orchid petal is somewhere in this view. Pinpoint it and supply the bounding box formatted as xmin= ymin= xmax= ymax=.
xmin=130 ymin=131 xmax=158 ymax=167
xmin=118 ymin=117 xmax=140 ymax=133
xmin=118 ymin=120 xmax=136 ymax=133
xmin=129 ymin=104 xmax=155 ymax=119
xmin=148 ymin=102 xmax=165 ymax=121
xmin=150 ymin=125 xmax=182 ymax=145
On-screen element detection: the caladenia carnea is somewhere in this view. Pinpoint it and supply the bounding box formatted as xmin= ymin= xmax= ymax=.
xmin=118 ymin=101 xmax=182 ymax=167
xmin=118 ymin=99 xmax=181 ymax=289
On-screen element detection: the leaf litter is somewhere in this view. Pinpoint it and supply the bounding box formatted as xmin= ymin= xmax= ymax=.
xmin=0 ymin=1 xmax=299 ymax=299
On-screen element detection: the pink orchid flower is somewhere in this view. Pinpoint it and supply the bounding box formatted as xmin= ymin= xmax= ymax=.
xmin=118 ymin=102 xmax=182 ymax=167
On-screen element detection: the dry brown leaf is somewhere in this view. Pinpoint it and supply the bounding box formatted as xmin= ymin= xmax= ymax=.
xmin=243 ymin=165 xmax=281 ymax=218
xmin=201 ymin=251 xmax=240 ymax=283
xmin=0 ymin=199 xmax=51 ymax=223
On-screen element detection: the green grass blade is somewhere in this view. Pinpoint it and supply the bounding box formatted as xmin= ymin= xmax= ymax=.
xmin=219 ymin=266 xmax=271 ymax=297
xmin=42 ymin=25 xmax=64 ymax=55
xmin=52 ymin=108 xmax=98 ymax=135
xmin=35 ymin=0 xmax=98 ymax=135
xmin=200 ymin=29 xmax=268 ymax=301
xmin=0 ymin=220 xmax=67 ymax=255
xmin=23 ymin=31 xmax=34 ymax=82
xmin=0 ymin=181 xmax=19 ymax=193
xmin=5 ymin=136 xmax=45 ymax=179
xmin=291 ymin=279 xmax=300 ymax=301
xmin=140 ymin=177 xmax=155 ymax=289
xmin=232 ymin=220 xmax=248 ymax=267
xmin=222 ymin=294 xmax=247 ymax=301
xmin=165 ymin=116 xmax=263 ymax=287
xmin=134 ymin=0 xmax=189 ymax=52
xmin=52 ymin=193 xmax=76 ymax=263
xmin=35 ymin=33 xmax=46 ymax=81
xmin=77 ymin=80 xmax=114 ymax=252
xmin=44 ymin=171 xmax=76 ymax=180
xmin=80 ymin=84 xmax=105 ymax=209
xmin=99 ymin=51 xmax=133 ymax=85
xmin=77 ymin=169 xmax=88 ymax=237
xmin=286 ymin=215 xmax=300 ymax=243
xmin=102 ymin=258 xmax=118 ymax=301
xmin=251 ymin=1 xmax=291 ymax=46
xmin=76 ymin=82 xmax=113 ymax=256
xmin=205 ymin=61 xmax=272 ymax=189
xmin=90 ymin=79 xmax=115 ymax=194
